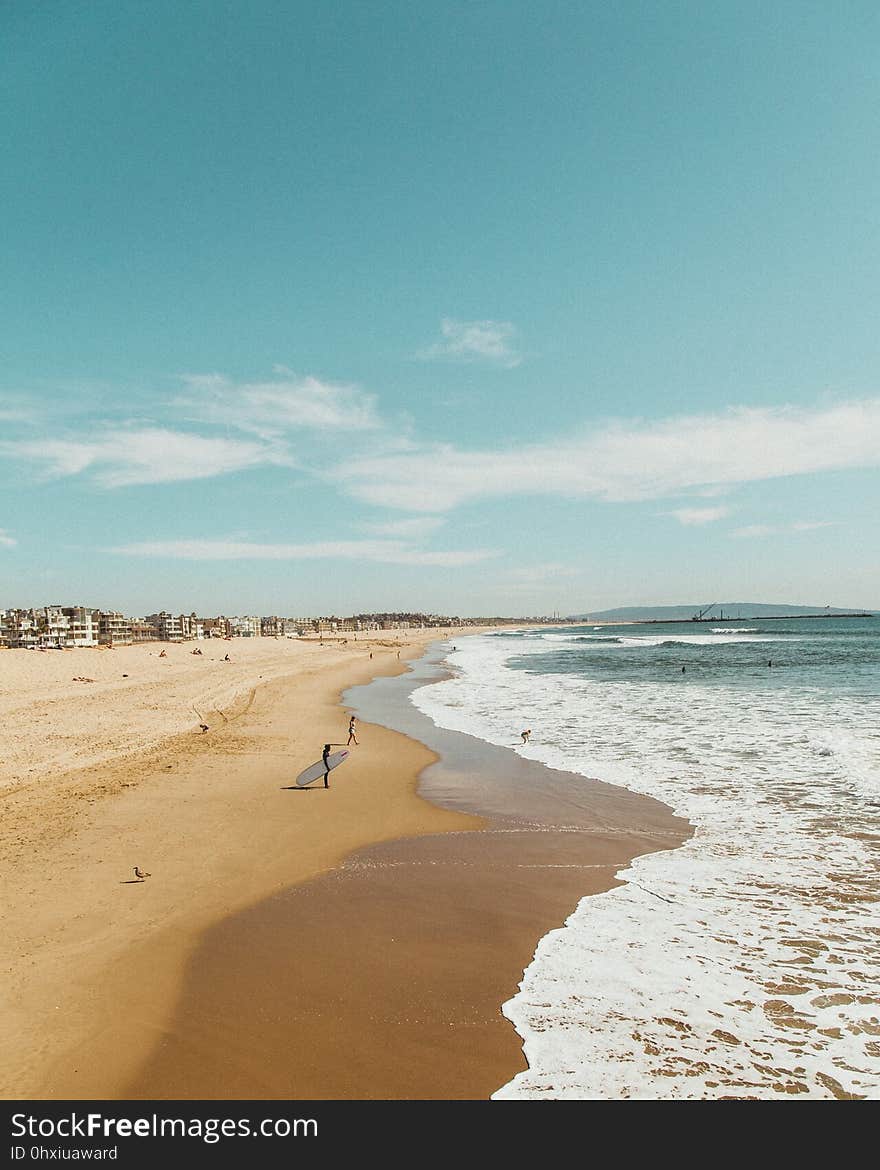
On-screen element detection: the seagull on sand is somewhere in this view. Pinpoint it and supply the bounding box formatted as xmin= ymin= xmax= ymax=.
xmin=133 ymin=867 xmax=151 ymax=881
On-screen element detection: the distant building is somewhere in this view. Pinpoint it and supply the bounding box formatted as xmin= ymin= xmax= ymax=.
xmin=11 ymin=609 xmax=40 ymax=647
xmin=98 ymin=612 xmax=133 ymax=646
xmin=196 ymin=616 xmax=229 ymax=638
xmin=129 ymin=619 xmax=157 ymax=643
xmin=60 ymin=606 xmax=98 ymax=647
xmin=261 ymin=616 xmax=302 ymax=636
xmin=229 ymin=615 xmax=261 ymax=638
xmin=144 ymin=612 xmax=184 ymax=642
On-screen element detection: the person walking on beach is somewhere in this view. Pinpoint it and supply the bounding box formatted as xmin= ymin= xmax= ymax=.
xmin=322 ymin=743 xmax=332 ymax=788
xmin=347 ymin=716 xmax=359 ymax=746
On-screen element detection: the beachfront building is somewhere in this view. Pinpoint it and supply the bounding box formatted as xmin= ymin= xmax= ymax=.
xmin=195 ymin=616 xmax=228 ymax=638
xmin=98 ymin=611 xmax=133 ymax=646
xmin=39 ymin=606 xmax=71 ymax=647
xmin=5 ymin=609 xmax=37 ymax=647
xmin=261 ymin=616 xmax=300 ymax=636
xmin=179 ymin=612 xmax=205 ymax=639
xmin=129 ymin=619 xmax=157 ymax=643
xmin=144 ymin=612 xmax=185 ymax=642
xmin=60 ymin=606 xmax=98 ymax=646
xmin=229 ymin=615 xmax=261 ymax=638
xmin=0 ymin=605 xmax=96 ymax=647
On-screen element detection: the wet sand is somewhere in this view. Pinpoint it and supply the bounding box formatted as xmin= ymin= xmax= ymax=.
xmin=122 ymin=647 xmax=690 ymax=1099
xmin=0 ymin=631 xmax=474 ymax=1098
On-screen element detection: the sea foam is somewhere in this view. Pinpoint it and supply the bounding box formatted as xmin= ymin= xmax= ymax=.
xmin=413 ymin=630 xmax=880 ymax=1100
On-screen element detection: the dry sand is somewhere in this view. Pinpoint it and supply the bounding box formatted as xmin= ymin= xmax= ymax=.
xmin=1 ymin=628 xmax=689 ymax=1100
xmin=0 ymin=631 xmax=475 ymax=1098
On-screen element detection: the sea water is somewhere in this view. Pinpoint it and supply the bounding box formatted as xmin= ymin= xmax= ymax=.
xmin=412 ymin=617 xmax=880 ymax=1099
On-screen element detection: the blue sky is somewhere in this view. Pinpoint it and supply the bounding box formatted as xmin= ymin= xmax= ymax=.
xmin=2 ymin=1 xmax=879 ymax=616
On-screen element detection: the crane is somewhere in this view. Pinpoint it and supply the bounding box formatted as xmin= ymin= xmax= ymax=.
xmin=692 ymin=603 xmax=717 ymax=622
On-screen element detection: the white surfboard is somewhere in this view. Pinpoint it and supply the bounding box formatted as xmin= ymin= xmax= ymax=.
xmin=295 ymin=749 xmax=351 ymax=787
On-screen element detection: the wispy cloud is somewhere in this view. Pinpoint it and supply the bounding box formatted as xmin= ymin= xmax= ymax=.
xmin=336 ymin=399 xmax=880 ymax=512
xmin=0 ymin=529 xmax=17 ymax=547
xmin=666 ymin=506 xmax=731 ymax=526
xmin=112 ymin=539 xmax=496 ymax=567
xmin=418 ymin=318 xmax=522 ymax=368
xmin=732 ymin=520 xmax=839 ymax=539
xmin=361 ymin=517 xmax=446 ymax=539
xmin=4 ymin=428 xmax=290 ymax=487
xmin=176 ymin=369 xmax=381 ymax=438
xmin=731 ymin=524 xmax=776 ymax=538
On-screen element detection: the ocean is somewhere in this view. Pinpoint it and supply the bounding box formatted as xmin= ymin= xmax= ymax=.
xmin=411 ymin=617 xmax=880 ymax=1100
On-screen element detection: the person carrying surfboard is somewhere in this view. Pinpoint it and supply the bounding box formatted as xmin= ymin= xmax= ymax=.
xmin=322 ymin=743 xmax=332 ymax=787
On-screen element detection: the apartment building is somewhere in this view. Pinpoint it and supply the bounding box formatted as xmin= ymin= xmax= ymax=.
xmin=229 ymin=615 xmax=260 ymax=638
xmin=4 ymin=609 xmax=40 ymax=647
xmin=98 ymin=611 xmax=133 ymax=646
xmin=144 ymin=612 xmax=185 ymax=642
xmin=61 ymin=606 xmax=98 ymax=647
xmin=129 ymin=620 xmax=157 ymax=643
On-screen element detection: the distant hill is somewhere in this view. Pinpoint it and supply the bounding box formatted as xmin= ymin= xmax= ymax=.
xmin=571 ymin=603 xmax=876 ymax=622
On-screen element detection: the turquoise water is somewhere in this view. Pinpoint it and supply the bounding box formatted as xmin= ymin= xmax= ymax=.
xmin=509 ymin=616 xmax=880 ymax=695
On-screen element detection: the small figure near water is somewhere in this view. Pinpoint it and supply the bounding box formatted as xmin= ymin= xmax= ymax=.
xmin=347 ymin=716 xmax=359 ymax=745
xmin=768 ymin=659 xmax=772 ymax=667
xmin=520 ymin=729 xmax=531 ymax=744
xmin=322 ymin=743 xmax=332 ymax=788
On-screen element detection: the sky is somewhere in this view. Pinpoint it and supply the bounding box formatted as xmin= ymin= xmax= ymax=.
xmin=2 ymin=1 xmax=879 ymax=617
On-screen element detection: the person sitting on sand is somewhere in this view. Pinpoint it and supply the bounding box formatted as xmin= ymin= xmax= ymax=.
xmin=159 ymin=649 xmax=167 ymax=657
xmin=224 ymin=653 xmax=230 ymax=661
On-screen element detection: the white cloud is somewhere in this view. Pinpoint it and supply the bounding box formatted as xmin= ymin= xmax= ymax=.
xmin=0 ymin=529 xmax=16 ymax=547
xmin=361 ymin=517 xmax=446 ymax=539
xmin=336 ymin=399 xmax=880 ymax=512
xmin=176 ymin=370 xmax=380 ymax=437
xmin=419 ymin=318 xmax=522 ymax=367
xmin=666 ymin=506 xmax=731 ymax=526
xmin=732 ymin=520 xmax=839 ymax=539
xmin=112 ymin=539 xmax=496 ymax=567
xmin=5 ymin=428 xmax=290 ymax=487
xmin=732 ymin=524 xmax=777 ymax=538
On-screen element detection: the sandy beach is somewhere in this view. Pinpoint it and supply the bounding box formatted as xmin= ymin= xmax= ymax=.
xmin=0 ymin=630 xmax=688 ymax=1100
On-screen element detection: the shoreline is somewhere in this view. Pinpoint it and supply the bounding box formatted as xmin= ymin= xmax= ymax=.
xmin=1 ymin=629 xmax=690 ymax=1100
xmin=122 ymin=639 xmax=690 ymax=1100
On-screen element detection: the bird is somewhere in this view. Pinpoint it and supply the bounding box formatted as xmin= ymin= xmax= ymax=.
xmin=133 ymin=867 xmax=151 ymax=881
